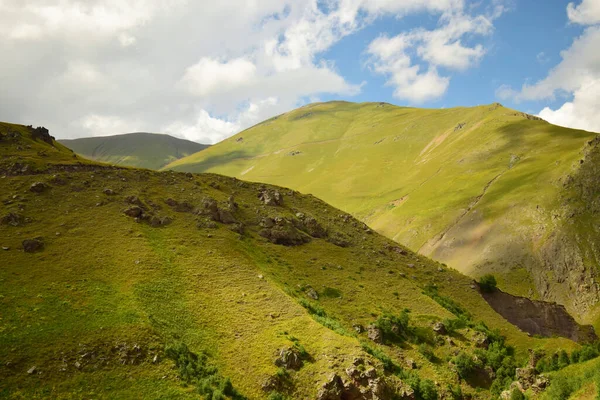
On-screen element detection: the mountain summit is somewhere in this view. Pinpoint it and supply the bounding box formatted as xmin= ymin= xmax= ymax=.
xmin=166 ymin=101 xmax=600 ymax=327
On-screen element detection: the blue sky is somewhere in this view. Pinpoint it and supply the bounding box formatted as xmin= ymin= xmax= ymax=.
xmin=1 ymin=0 xmax=599 ymax=142
xmin=320 ymin=1 xmax=584 ymax=113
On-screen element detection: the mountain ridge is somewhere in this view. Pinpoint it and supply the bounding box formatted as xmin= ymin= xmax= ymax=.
xmin=60 ymin=132 xmax=209 ymax=170
xmin=165 ymin=101 xmax=600 ymax=328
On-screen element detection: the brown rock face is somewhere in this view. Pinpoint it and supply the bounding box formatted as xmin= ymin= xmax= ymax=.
xmin=481 ymin=287 xmax=597 ymax=343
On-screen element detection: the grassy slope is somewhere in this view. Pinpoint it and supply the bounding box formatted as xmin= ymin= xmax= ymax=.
xmin=0 ymin=121 xmax=580 ymax=399
xmin=60 ymin=132 xmax=209 ymax=170
xmin=165 ymin=101 xmax=600 ymax=325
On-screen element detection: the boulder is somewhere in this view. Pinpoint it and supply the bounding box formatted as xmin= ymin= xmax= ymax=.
xmin=298 ymin=216 xmax=327 ymax=238
xmin=258 ymin=188 xmax=283 ymax=206
xmin=316 ymin=373 xmax=344 ymax=400
xmin=259 ymin=218 xmax=310 ymax=246
xmin=274 ymin=347 xmax=304 ymax=370
xmin=124 ymin=206 xmax=144 ymax=218
xmin=103 ymin=188 xmax=115 ymax=195
xmin=1 ymin=212 xmax=24 ymax=227
xmin=367 ymin=325 xmax=383 ymax=343
xmin=29 ymin=182 xmax=48 ymax=193
xmin=306 ymin=287 xmax=319 ymax=300
xmin=22 ymin=238 xmax=43 ymax=253
xmin=433 ymin=322 xmax=447 ymax=335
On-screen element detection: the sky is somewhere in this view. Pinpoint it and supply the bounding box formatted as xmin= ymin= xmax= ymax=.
xmin=1 ymin=0 xmax=599 ymax=144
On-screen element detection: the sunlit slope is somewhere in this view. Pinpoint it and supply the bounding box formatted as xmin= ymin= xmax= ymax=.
xmin=0 ymin=121 xmax=583 ymax=399
xmin=60 ymin=132 xmax=209 ymax=170
xmin=166 ymin=102 xmax=600 ymax=324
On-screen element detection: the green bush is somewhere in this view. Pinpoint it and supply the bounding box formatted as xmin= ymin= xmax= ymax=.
xmin=419 ymin=344 xmax=435 ymax=362
xmin=510 ymin=388 xmax=526 ymax=400
xmin=373 ymin=309 xmax=411 ymax=343
xmin=478 ymin=274 xmax=497 ymax=293
xmin=452 ymin=352 xmax=478 ymax=379
xmin=419 ymin=379 xmax=439 ymax=400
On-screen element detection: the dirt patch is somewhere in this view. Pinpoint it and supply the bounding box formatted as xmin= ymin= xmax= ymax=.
xmin=480 ymin=286 xmax=597 ymax=343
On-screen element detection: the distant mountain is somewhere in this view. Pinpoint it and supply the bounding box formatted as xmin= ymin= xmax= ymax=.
xmin=167 ymin=101 xmax=600 ymax=327
xmin=60 ymin=132 xmax=209 ymax=170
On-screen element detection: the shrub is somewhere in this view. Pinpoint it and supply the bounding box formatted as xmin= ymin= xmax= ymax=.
xmin=452 ymin=352 xmax=478 ymax=379
xmin=419 ymin=379 xmax=439 ymax=400
xmin=580 ymin=345 xmax=599 ymax=362
xmin=478 ymin=274 xmax=497 ymax=293
xmin=419 ymin=344 xmax=435 ymax=362
xmin=510 ymin=389 xmax=526 ymax=400
xmin=373 ymin=309 xmax=411 ymax=343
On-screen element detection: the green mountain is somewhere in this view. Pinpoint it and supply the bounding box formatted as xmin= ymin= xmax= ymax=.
xmin=60 ymin=132 xmax=209 ymax=170
xmin=165 ymin=101 xmax=600 ymax=329
xmin=2 ymin=121 xmax=598 ymax=399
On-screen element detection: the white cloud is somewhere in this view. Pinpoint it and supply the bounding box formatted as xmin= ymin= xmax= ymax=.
xmin=567 ymin=0 xmax=600 ymax=25
xmin=0 ymin=0 xmax=504 ymax=142
xmin=180 ymin=58 xmax=258 ymax=97
xmin=539 ymin=79 xmax=600 ymax=132
xmin=366 ymin=11 xmax=494 ymax=103
xmin=497 ymin=1 xmax=600 ymax=133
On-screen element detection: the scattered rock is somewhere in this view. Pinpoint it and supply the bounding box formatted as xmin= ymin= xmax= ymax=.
xmin=306 ymin=286 xmax=319 ymax=300
xmin=296 ymin=215 xmax=327 ymax=238
xmin=1 ymin=212 xmax=24 ymax=226
xmin=22 ymin=238 xmax=43 ymax=253
xmin=274 ymin=347 xmax=304 ymax=370
xmin=258 ymin=188 xmax=283 ymax=206
xmin=2 ymin=246 xmax=9 ymax=251
xmin=433 ymin=322 xmax=447 ymax=335
xmin=316 ymin=373 xmax=344 ymax=400
xmin=473 ymin=331 xmax=490 ymax=349
xmin=353 ymin=324 xmax=364 ymax=334
xmin=27 ymin=366 xmax=37 ymax=374
xmin=103 ymin=188 xmax=116 ymax=195
xmin=367 ymin=324 xmax=383 ymax=343
xmin=124 ymin=195 xmax=143 ymax=206
xmin=124 ymin=206 xmax=144 ymax=218
xmin=29 ymin=182 xmax=48 ymax=193
xmin=327 ymin=231 xmax=352 ymax=248
xmin=259 ymin=218 xmax=310 ymax=246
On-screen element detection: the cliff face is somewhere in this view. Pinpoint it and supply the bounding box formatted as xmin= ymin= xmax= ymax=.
xmin=481 ymin=287 xmax=597 ymax=343
xmin=535 ymin=135 xmax=600 ymax=321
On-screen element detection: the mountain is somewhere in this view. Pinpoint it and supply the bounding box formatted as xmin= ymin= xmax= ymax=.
xmin=165 ymin=101 xmax=600 ymax=328
xmin=59 ymin=132 xmax=209 ymax=170
xmin=2 ymin=121 xmax=596 ymax=399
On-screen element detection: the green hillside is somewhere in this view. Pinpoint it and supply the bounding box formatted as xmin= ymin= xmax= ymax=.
xmin=60 ymin=132 xmax=209 ymax=170
xmin=166 ymin=101 xmax=600 ymax=328
xmin=2 ymin=121 xmax=596 ymax=399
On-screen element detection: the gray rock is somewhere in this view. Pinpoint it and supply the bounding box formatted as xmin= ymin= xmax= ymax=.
xmin=433 ymin=322 xmax=447 ymax=335
xmin=367 ymin=324 xmax=383 ymax=343
xmin=29 ymin=182 xmax=48 ymax=193
xmin=316 ymin=373 xmax=344 ymax=400
xmin=27 ymin=366 xmax=37 ymax=374
xmin=22 ymin=238 xmax=43 ymax=253
xmin=306 ymin=287 xmax=319 ymax=300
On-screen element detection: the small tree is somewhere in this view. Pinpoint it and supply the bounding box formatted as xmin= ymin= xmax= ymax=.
xmin=479 ymin=274 xmax=497 ymax=293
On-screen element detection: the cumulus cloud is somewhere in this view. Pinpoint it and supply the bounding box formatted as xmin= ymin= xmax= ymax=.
xmin=0 ymin=0 xmax=504 ymax=143
xmin=567 ymin=0 xmax=600 ymax=25
xmin=496 ymin=0 xmax=600 ymax=133
xmin=366 ymin=11 xmax=495 ymax=103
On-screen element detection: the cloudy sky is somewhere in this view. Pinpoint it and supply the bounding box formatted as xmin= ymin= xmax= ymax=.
xmin=1 ymin=0 xmax=599 ymax=143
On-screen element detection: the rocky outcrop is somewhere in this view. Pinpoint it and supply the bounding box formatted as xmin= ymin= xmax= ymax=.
xmin=317 ymin=358 xmax=415 ymax=400
xmin=1 ymin=212 xmax=25 ymax=226
xmin=259 ymin=217 xmax=310 ymax=246
xmin=274 ymin=347 xmax=304 ymax=370
xmin=258 ymin=187 xmax=283 ymax=206
xmin=480 ymin=287 xmax=597 ymax=343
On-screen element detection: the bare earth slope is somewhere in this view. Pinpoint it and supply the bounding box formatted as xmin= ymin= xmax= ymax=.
xmin=60 ymin=132 xmax=209 ymax=170
xmin=166 ymin=101 xmax=600 ymax=328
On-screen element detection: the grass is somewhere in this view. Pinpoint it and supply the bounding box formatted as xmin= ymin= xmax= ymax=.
xmin=60 ymin=132 xmax=209 ymax=170
xmin=0 ymin=121 xmax=593 ymax=398
xmin=165 ymin=101 xmax=600 ymax=325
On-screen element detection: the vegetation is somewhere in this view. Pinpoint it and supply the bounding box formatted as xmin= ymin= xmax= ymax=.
xmin=60 ymin=132 xmax=209 ymax=170
xmin=0 ymin=121 xmax=593 ymax=398
xmin=478 ymin=274 xmax=498 ymax=293
xmin=166 ymin=101 xmax=600 ymax=325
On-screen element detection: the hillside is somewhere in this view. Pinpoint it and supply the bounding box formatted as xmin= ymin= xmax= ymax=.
xmin=165 ymin=101 xmax=600 ymax=328
xmin=2 ymin=121 xmax=597 ymax=399
xmin=60 ymin=132 xmax=209 ymax=170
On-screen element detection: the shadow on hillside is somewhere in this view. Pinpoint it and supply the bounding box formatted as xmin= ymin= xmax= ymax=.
xmin=170 ymin=150 xmax=249 ymax=173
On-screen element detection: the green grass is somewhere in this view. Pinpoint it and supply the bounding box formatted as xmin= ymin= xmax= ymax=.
xmin=60 ymin=132 xmax=209 ymax=170
xmin=165 ymin=101 xmax=600 ymax=325
xmin=0 ymin=121 xmax=592 ymax=398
